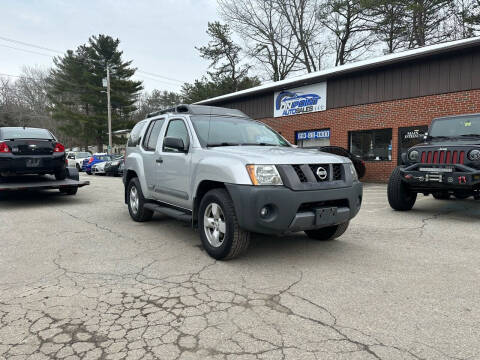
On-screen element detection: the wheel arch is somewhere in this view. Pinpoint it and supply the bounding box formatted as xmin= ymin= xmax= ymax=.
xmin=124 ymin=169 xmax=138 ymax=204
xmin=192 ymin=180 xmax=227 ymax=228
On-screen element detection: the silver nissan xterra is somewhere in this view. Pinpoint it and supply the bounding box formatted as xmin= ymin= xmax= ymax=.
xmin=124 ymin=105 xmax=363 ymax=260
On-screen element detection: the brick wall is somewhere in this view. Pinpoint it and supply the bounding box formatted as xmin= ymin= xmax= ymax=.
xmin=260 ymin=89 xmax=480 ymax=182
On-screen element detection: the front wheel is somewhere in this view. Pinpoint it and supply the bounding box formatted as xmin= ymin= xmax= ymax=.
xmin=454 ymin=191 xmax=470 ymax=200
xmin=127 ymin=178 xmax=153 ymax=222
xmin=305 ymin=221 xmax=349 ymax=241
xmin=198 ymin=188 xmax=250 ymax=260
xmin=387 ymin=167 xmax=417 ymax=211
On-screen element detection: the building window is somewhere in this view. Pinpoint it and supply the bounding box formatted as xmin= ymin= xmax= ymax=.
xmin=296 ymin=129 xmax=330 ymax=148
xmin=349 ymin=129 xmax=392 ymax=161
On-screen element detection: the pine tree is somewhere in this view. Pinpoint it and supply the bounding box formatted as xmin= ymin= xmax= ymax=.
xmin=48 ymin=34 xmax=142 ymax=151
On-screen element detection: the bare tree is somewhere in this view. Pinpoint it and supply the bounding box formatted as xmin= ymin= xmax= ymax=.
xmin=219 ymin=0 xmax=301 ymax=81
xmin=318 ymin=0 xmax=374 ymax=66
xmin=275 ymin=0 xmax=328 ymax=72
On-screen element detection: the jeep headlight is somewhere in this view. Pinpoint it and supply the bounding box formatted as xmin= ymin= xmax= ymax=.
xmin=409 ymin=150 xmax=419 ymax=162
xmin=468 ymin=149 xmax=480 ymax=161
xmin=349 ymin=163 xmax=358 ymax=181
xmin=246 ymin=165 xmax=283 ymax=185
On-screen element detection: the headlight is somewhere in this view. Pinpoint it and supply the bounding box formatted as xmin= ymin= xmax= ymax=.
xmin=111 ymin=161 xmax=120 ymax=166
xmin=468 ymin=149 xmax=480 ymax=161
xmin=349 ymin=163 xmax=358 ymax=181
xmin=246 ymin=165 xmax=283 ymax=185
xmin=409 ymin=150 xmax=419 ymax=162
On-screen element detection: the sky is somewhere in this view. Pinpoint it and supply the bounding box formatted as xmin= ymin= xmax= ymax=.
xmin=0 ymin=0 xmax=220 ymax=92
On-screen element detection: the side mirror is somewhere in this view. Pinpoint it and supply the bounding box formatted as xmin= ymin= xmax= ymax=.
xmin=401 ymin=153 xmax=407 ymax=165
xmin=163 ymin=137 xmax=187 ymax=152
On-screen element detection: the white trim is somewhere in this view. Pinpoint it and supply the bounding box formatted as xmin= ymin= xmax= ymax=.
xmin=196 ymin=37 xmax=480 ymax=105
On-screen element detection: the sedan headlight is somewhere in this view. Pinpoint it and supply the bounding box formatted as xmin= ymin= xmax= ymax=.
xmin=349 ymin=163 xmax=358 ymax=181
xmin=409 ymin=150 xmax=419 ymax=162
xmin=111 ymin=161 xmax=120 ymax=166
xmin=246 ymin=165 xmax=283 ymax=185
xmin=468 ymin=149 xmax=480 ymax=161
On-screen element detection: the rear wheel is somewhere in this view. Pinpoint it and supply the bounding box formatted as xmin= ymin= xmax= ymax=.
xmin=55 ymin=168 xmax=67 ymax=180
xmin=305 ymin=221 xmax=350 ymax=241
xmin=127 ymin=177 xmax=153 ymax=222
xmin=60 ymin=187 xmax=77 ymax=195
xmin=387 ymin=167 xmax=417 ymax=211
xmin=76 ymin=164 xmax=81 ymax=171
xmin=454 ymin=191 xmax=470 ymax=200
xmin=199 ymin=188 xmax=250 ymax=260
xmin=432 ymin=191 xmax=450 ymax=200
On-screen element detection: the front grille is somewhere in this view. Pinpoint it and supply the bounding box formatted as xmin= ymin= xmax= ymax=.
xmin=333 ymin=164 xmax=342 ymax=180
xmin=291 ymin=163 xmax=344 ymax=183
xmin=420 ymin=150 xmax=465 ymax=164
xmin=292 ymin=165 xmax=308 ymax=182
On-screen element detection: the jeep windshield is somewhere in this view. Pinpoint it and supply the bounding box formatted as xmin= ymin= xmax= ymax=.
xmin=191 ymin=115 xmax=290 ymax=147
xmin=429 ymin=115 xmax=480 ymax=139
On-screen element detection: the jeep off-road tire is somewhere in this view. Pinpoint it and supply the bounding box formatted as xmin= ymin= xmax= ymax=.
xmin=305 ymin=221 xmax=350 ymax=241
xmin=198 ymin=188 xmax=250 ymax=260
xmin=388 ymin=167 xmax=417 ymax=211
xmin=432 ymin=191 xmax=450 ymax=200
xmin=127 ymin=177 xmax=153 ymax=222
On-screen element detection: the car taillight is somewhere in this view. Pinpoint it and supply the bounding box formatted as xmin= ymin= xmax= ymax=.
xmin=0 ymin=141 xmax=11 ymax=153
xmin=54 ymin=143 xmax=65 ymax=153
xmin=88 ymin=157 xmax=94 ymax=164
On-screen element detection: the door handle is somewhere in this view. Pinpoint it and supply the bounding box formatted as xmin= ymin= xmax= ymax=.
xmin=156 ymin=157 xmax=163 ymax=164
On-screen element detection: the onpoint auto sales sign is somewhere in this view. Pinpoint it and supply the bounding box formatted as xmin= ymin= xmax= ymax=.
xmin=274 ymin=82 xmax=327 ymax=118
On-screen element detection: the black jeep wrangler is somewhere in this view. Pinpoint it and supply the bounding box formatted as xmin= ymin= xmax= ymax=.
xmin=388 ymin=113 xmax=480 ymax=211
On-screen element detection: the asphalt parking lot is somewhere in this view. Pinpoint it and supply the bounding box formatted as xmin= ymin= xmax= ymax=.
xmin=1 ymin=175 xmax=479 ymax=360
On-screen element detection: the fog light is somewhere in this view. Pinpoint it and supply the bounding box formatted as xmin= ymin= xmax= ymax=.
xmin=260 ymin=207 xmax=269 ymax=217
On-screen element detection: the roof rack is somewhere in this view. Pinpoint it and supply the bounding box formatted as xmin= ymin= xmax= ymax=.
xmin=146 ymin=104 xmax=248 ymax=119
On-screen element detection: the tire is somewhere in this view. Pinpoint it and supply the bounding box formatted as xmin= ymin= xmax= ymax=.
xmin=127 ymin=177 xmax=153 ymax=222
xmin=387 ymin=167 xmax=417 ymax=211
xmin=305 ymin=221 xmax=350 ymax=241
xmin=198 ymin=188 xmax=250 ymax=260
xmin=86 ymin=170 xmax=92 ymax=175
xmin=60 ymin=187 xmax=77 ymax=195
xmin=432 ymin=191 xmax=450 ymax=200
xmin=55 ymin=168 xmax=67 ymax=180
xmin=454 ymin=191 xmax=470 ymax=200
xmin=76 ymin=164 xmax=81 ymax=171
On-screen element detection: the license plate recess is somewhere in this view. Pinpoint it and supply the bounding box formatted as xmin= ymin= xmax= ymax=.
xmin=315 ymin=207 xmax=338 ymax=225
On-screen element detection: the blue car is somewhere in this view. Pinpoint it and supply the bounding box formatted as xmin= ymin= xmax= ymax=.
xmin=82 ymin=153 xmax=114 ymax=175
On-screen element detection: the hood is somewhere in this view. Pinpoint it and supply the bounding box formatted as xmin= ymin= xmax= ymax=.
xmin=412 ymin=138 xmax=480 ymax=149
xmin=206 ymin=146 xmax=348 ymax=164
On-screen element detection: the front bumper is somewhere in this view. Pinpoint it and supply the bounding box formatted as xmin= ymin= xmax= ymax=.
xmin=0 ymin=154 xmax=65 ymax=174
xmin=225 ymin=182 xmax=363 ymax=235
xmin=400 ymin=163 xmax=480 ymax=190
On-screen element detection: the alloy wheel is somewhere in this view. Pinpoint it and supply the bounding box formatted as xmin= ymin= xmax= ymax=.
xmin=203 ymin=203 xmax=226 ymax=248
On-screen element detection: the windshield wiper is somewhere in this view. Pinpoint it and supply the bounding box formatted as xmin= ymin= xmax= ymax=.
xmin=207 ymin=142 xmax=240 ymax=147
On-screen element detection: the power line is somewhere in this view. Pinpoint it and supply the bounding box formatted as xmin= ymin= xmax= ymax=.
xmin=0 ymin=35 xmax=187 ymax=85
xmin=0 ymin=35 xmax=62 ymax=54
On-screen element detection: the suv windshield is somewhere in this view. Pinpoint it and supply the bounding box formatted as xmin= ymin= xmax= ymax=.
xmin=191 ymin=115 xmax=289 ymax=147
xmin=430 ymin=115 xmax=480 ymax=138
xmin=1 ymin=127 xmax=53 ymax=140
xmin=76 ymin=152 xmax=91 ymax=158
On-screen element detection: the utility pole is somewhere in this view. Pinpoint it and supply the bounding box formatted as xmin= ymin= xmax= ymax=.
xmin=106 ymin=65 xmax=112 ymax=154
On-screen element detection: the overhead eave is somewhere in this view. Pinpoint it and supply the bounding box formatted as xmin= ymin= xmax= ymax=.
xmin=196 ymin=37 xmax=480 ymax=105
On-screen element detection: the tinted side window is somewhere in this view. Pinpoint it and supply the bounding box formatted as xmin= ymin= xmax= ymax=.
xmin=142 ymin=119 xmax=165 ymax=151
xmin=164 ymin=120 xmax=189 ymax=152
xmin=127 ymin=121 xmax=146 ymax=147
